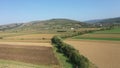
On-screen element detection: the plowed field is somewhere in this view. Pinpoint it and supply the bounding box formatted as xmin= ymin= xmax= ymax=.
xmin=0 ymin=44 xmax=59 ymax=65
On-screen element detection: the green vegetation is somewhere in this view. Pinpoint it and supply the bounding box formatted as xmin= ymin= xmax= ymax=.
xmin=94 ymin=27 xmax=120 ymax=34
xmin=53 ymin=47 xmax=73 ymax=68
xmin=52 ymin=36 xmax=90 ymax=68
xmin=72 ymin=28 xmax=120 ymax=41
xmin=0 ymin=59 xmax=52 ymax=68
xmin=73 ymin=37 xmax=120 ymax=41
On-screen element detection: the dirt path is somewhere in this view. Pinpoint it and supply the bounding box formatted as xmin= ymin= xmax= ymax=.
xmin=65 ymin=39 xmax=120 ymax=68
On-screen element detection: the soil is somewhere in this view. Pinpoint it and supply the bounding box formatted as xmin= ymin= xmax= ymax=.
xmin=0 ymin=44 xmax=59 ymax=65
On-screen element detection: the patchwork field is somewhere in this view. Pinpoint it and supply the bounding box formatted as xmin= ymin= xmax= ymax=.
xmin=73 ymin=34 xmax=120 ymax=41
xmin=5 ymin=34 xmax=55 ymax=40
xmin=94 ymin=28 xmax=120 ymax=34
xmin=0 ymin=43 xmax=59 ymax=68
xmin=73 ymin=28 xmax=120 ymax=41
xmin=65 ymin=39 xmax=120 ymax=68
xmin=0 ymin=33 xmax=57 ymax=43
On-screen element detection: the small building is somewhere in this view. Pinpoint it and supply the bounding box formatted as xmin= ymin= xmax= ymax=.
xmin=71 ymin=28 xmax=74 ymax=30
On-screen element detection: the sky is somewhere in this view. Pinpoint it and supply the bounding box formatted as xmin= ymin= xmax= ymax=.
xmin=0 ymin=0 xmax=120 ymax=25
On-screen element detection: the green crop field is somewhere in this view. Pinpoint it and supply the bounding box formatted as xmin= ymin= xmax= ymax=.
xmin=94 ymin=28 xmax=120 ymax=34
xmin=73 ymin=28 xmax=120 ymax=41
xmin=0 ymin=59 xmax=52 ymax=68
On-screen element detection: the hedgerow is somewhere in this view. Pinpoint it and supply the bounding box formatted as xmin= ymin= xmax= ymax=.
xmin=51 ymin=36 xmax=89 ymax=68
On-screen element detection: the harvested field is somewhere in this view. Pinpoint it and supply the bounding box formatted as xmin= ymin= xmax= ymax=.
xmin=0 ymin=44 xmax=59 ymax=66
xmin=0 ymin=34 xmax=57 ymax=43
xmin=5 ymin=34 xmax=56 ymax=40
xmin=0 ymin=42 xmax=52 ymax=47
xmin=0 ymin=39 xmax=51 ymax=43
xmin=65 ymin=39 xmax=120 ymax=68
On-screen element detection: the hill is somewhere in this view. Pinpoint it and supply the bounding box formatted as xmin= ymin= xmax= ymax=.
xmin=0 ymin=23 xmax=23 ymax=31
xmin=85 ymin=19 xmax=102 ymax=23
xmin=0 ymin=19 xmax=91 ymax=32
xmin=85 ymin=17 xmax=120 ymax=27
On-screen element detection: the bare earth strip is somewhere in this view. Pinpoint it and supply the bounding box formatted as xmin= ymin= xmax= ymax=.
xmin=65 ymin=39 xmax=120 ymax=68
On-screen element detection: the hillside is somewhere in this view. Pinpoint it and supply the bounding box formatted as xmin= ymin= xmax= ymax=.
xmin=85 ymin=17 xmax=120 ymax=27
xmin=0 ymin=19 xmax=91 ymax=32
xmin=1 ymin=17 xmax=120 ymax=32
xmin=85 ymin=19 xmax=102 ymax=23
xmin=0 ymin=23 xmax=23 ymax=31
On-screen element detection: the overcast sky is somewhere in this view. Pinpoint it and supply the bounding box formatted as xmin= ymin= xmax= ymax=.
xmin=0 ymin=0 xmax=120 ymax=25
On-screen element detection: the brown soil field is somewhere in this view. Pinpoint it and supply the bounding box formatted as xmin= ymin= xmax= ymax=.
xmin=0 ymin=39 xmax=51 ymax=43
xmin=0 ymin=42 xmax=52 ymax=47
xmin=5 ymin=34 xmax=56 ymax=40
xmin=65 ymin=39 xmax=120 ymax=68
xmin=2 ymin=34 xmax=57 ymax=43
xmin=0 ymin=44 xmax=59 ymax=66
xmin=79 ymin=34 xmax=120 ymax=38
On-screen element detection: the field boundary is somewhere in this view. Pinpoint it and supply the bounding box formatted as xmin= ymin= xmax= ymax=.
xmin=51 ymin=36 xmax=90 ymax=68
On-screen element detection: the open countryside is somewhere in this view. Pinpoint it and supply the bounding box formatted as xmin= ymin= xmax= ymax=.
xmin=0 ymin=0 xmax=120 ymax=68
xmin=0 ymin=18 xmax=119 ymax=68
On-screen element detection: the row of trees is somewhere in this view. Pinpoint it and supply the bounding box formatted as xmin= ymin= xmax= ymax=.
xmin=51 ymin=36 xmax=90 ymax=68
xmin=60 ymin=30 xmax=95 ymax=39
xmin=60 ymin=27 xmax=113 ymax=39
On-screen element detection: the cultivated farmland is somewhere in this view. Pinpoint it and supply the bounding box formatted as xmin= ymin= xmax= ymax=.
xmin=65 ymin=39 xmax=120 ymax=68
xmin=5 ymin=34 xmax=56 ymax=40
xmin=73 ymin=28 xmax=120 ymax=41
xmin=0 ymin=33 xmax=58 ymax=43
xmin=0 ymin=43 xmax=59 ymax=68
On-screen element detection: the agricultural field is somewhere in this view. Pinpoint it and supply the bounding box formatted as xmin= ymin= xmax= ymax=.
xmin=0 ymin=59 xmax=52 ymax=68
xmin=0 ymin=32 xmax=61 ymax=68
xmin=0 ymin=43 xmax=59 ymax=68
xmin=73 ymin=28 xmax=120 ymax=41
xmin=76 ymin=28 xmax=101 ymax=32
xmin=0 ymin=33 xmax=58 ymax=43
xmin=5 ymin=34 xmax=56 ymax=40
xmin=0 ymin=32 xmax=26 ymax=37
xmin=64 ymin=39 xmax=120 ymax=68
xmin=94 ymin=27 xmax=120 ymax=34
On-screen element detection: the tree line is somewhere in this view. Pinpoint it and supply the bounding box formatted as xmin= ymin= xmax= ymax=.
xmin=51 ymin=36 xmax=90 ymax=68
